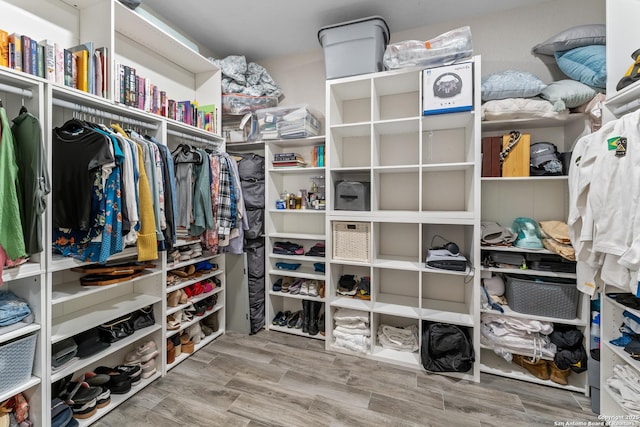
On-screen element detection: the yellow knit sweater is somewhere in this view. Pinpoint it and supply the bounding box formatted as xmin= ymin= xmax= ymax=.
xmin=110 ymin=124 xmax=157 ymax=261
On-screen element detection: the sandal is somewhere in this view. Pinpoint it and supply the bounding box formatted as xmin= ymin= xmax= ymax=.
xmin=167 ymin=313 xmax=181 ymax=330
xmin=172 ymin=268 xmax=189 ymax=278
xmin=179 ymin=288 xmax=189 ymax=304
xmin=202 ymin=279 xmax=215 ymax=293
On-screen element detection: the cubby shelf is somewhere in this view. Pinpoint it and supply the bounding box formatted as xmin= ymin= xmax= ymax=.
xmin=325 ymin=60 xmax=482 ymax=379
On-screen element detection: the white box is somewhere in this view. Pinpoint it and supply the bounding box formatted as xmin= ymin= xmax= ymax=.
xmin=422 ymin=61 xmax=473 ymax=116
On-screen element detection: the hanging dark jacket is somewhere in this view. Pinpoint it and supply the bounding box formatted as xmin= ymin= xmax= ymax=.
xmin=12 ymin=111 xmax=51 ymax=255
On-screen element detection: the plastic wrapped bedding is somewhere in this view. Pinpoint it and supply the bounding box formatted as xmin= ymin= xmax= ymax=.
xmin=481 ymin=314 xmax=557 ymax=360
xmin=209 ymin=55 xmax=283 ymax=98
xmin=481 ymin=97 xmax=570 ymax=121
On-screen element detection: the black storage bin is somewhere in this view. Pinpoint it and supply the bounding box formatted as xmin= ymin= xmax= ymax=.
xmin=335 ymin=180 xmax=370 ymax=211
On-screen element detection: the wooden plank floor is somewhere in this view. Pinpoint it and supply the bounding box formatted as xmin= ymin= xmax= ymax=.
xmin=95 ymin=330 xmax=599 ymax=427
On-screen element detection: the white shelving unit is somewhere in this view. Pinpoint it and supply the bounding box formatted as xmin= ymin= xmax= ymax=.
xmin=0 ymin=0 xmax=225 ymax=423
xmin=325 ymin=60 xmax=482 ymax=379
xmin=479 ymin=111 xmax=590 ymax=395
xmin=596 ymin=1 xmax=640 ymax=417
xmin=264 ymin=135 xmax=327 ymax=340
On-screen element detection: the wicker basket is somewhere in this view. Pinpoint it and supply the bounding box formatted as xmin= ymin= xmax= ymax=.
xmin=0 ymin=333 xmax=37 ymax=391
xmin=332 ymin=221 xmax=370 ymax=262
xmin=504 ymin=274 xmax=578 ymax=319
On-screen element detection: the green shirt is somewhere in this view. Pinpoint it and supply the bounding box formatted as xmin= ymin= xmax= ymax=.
xmin=0 ymin=107 xmax=27 ymax=260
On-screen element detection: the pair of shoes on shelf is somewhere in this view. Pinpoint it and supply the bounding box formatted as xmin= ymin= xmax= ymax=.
xmin=289 ymin=279 xmax=304 ymax=295
xmin=58 ymin=375 xmax=103 ymax=419
xmin=124 ymin=340 xmax=158 ymax=366
xmin=511 ymin=354 xmax=571 ymax=384
xmin=167 ymin=313 xmax=181 ymax=330
xmin=172 ymin=265 xmax=196 ymax=278
xmin=203 ymin=312 xmax=219 ymax=332
xmin=272 ymin=310 xmax=292 ymax=327
xmin=167 ymin=338 xmax=175 ymax=364
xmin=287 ymin=310 xmax=302 ymax=328
xmin=180 ymin=332 xmax=195 ymax=354
xmin=300 ymin=280 xmax=319 ymax=297
xmin=168 ymin=289 xmax=189 ymax=307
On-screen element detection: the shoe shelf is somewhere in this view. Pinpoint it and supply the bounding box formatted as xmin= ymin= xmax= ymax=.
xmin=269 ymin=232 xmax=326 ymax=241
xmin=168 ymin=252 xmax=222 ymax=271
xmin=51 ymin=270 xmax=163 ymax=305
xmin=50 ymin=324 xmax=162 ymax=383
xmin=331 ymin=297 xmax=372 ymax=311
xmin=479 ymin=349 xmax=587 ymax=393
xmin=167 ymin=328 xmax=224 ymax=371
xmin=269 ymin=324 xmax=326 ymax=341
xmin=48 ymin=247 xmax=140 ymax=273
xmin=75 ymin=370 xmax=162 ymax=427
xmin=51 ymin=293 xmax=162 ymax=344
xmin=268 ymin=267 xmax=325 ymax=280
xmin=166 ymin=304 xmax=223 ymax=339
xmin=268 ymin=290 xmax=324 ymax=302
xmin=166 ymin=269 xmax=224 ymax=294
xmin=166 ymin=287 xmax=223 ymax=316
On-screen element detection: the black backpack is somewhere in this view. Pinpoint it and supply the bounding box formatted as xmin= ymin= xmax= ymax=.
xmin=421 ymin=323 xmax=475 ymax=373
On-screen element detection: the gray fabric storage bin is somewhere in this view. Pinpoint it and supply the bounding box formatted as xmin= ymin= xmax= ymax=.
xmin=504 ymin=274 xmax=579 ymax=319
xmin=335 ymin=181 xmax=370 ymax=211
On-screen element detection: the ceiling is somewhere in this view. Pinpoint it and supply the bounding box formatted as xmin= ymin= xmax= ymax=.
xmin=141 ymin=0 xmax=554 ymax=62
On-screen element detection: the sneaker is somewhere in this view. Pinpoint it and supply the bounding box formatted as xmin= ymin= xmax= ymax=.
xmin=115 ymin=364 xmax=142 ymax=386
xmin=141 ymin=358 xmax=156 ymax=379
xmin=124 ymin=341 xmax=159 ymax=365
xmin=300 ymin=280 xmax=309 ymax=295
xmin=308 ymin=280 xmax=319 ymax=297
xmin=96 ymin=386 xmax=111 ymax=408
xmin=287 ymin=311 xmax=301 ymax=328
xmin=272 ymin=278 xmax=282 ymax=292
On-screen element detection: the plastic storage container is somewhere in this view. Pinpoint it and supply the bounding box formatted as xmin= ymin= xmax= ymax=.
xmin=0 ymin=333 xmax=37 ymax=391
xmin=255 ymin=104 xmax=321 ymax=140
xmin=504 ymin=274 xmax=579 ymax=319
xmin=384 ymin=26 xmax=473 ymax=70
xmin=318 ymin=16 xmax=390 ymax=79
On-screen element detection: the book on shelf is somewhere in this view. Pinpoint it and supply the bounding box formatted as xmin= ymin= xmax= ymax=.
xmin=55 ymin=43 xmax=64 ymax=85
xmin=0 ymin=30 xmax=7 ymax=67
xmin=273 ymin=153 xmax=305 ymax=162
xmin=94 ymin=50 xmax=102 ymax=97
xmin=198 ymin=103 xmax=217 ymax=133
xmin=96 ymin=47 xmax=108 ymax=98
xmin=272 ymin=160 xmax=307 ymax=168
xmin=20 ymin=34 xmax=30 ymax=75
xmin=71 ymin=48 xmax=88 ymax=92
xmin=69 ymin=42 xmax=95 ymax=94
xmin=63 ymin=48 xmax=73 ymax=87
xmin=71 ymin=52 xmax=78 ymax=89
xmin=8 ymin=33 xmax=22 ymax=72
xmin=36 ymin=42 xmax=44 ymax=78
xmin=30 ymin=38 xmax=37 ymax=77
xmin=39 ymin=40 xmax=56 ymax=82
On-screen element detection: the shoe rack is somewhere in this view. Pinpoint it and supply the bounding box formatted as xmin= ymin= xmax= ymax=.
xmin=0 ymin=0 xmax=225 ymax=424
xmin=478 ymin=109 xmax=590 ymax=394
xmin=164 ymin=240 xmax=225 ymax=371
xmin=324 ymin=60 xmax=482 ymax=379
xmin=264 ymin=135 xmax=328 ymax=340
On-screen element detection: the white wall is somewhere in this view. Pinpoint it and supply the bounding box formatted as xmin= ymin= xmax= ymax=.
xmin=260 ymin=0 xmax=605 ymax=117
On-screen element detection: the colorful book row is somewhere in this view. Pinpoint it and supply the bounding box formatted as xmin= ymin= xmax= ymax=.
xmin=0 ymin=30 xmax=108 ymax=98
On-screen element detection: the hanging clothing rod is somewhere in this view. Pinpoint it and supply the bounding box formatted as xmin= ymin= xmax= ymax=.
xmin=51 ymin=98 xmax=159 ymax=130
xmin=166 ymin=128 xmax=222 ymax=146
xmin=0 ymin=83 xmax=33 ymax=98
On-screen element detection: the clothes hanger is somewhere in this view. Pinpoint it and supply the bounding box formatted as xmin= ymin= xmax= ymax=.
xmin=19 ymin=97 xmax=27 ymax=115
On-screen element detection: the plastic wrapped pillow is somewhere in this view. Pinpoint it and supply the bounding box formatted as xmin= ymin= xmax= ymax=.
xmin=383 ymin=26 xmax=473 ymax=69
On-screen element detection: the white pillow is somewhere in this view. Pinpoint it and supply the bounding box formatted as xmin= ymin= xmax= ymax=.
xmin=481 ymin=98 xmax=570 ymax=121
xmin=539 ymin=79 xmax=597 ymax=110
xmin=481 ymin=70 xmax=547 ymax=101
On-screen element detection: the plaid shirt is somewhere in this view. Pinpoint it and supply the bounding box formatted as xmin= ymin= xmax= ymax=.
xmin=217 ymin=154 xmax=232 ymax=240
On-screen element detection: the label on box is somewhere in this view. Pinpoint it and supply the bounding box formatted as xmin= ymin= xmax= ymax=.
xmin=422 ymin=61 xmax=473 ymax=116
